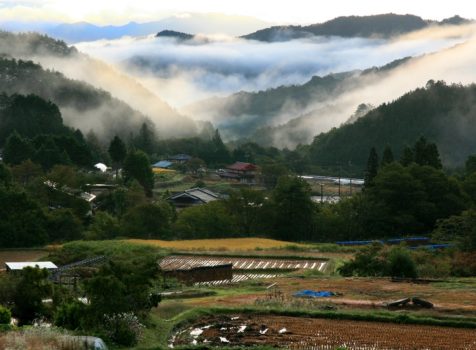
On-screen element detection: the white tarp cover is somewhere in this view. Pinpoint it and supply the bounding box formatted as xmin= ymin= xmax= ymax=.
xmin=6 ymin=262 xmax=58 ymax=270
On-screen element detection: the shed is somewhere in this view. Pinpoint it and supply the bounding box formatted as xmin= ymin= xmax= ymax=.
xmin=161 ymin=261 xmax=233 ymax=285
xmin=5 ymin=261 xmax=58 ymax=272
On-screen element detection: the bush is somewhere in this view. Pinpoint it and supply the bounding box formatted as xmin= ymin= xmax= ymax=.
xmin=451 ymin=252 xmax=476 ymax=277
xmin=54 ymin=301 xmax=86 ymax=330
xmin=0 ymin=305 xmax=11 ymax=324
xmin=387 ymin=247 xmax=417 ymax=278
xmin=103 ymin=312 xmax=144 ymax=346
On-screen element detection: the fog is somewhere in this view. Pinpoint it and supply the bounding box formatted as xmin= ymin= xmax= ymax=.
xmin=76 ymin=25 xmax=473 ymax=108
xmin=269 ymin=29 xmax=476 ymax=148
xmin=5 ymin=23 xmax=476 ymax=147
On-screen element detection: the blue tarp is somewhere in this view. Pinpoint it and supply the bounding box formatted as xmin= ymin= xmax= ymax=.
xmin=152 ymin=160 xmax=173 ymax=168
xmin=293 ymin=290 xmax=335 ymax=298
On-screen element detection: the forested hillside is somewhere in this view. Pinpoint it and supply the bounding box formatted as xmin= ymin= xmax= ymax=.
xmin=243 ymin=14 xmax=471 ymax=42
xmin=0 ymin=58 xmax=151 ymax=142
xmin=0 ymin=31 xmax=198 ymax=139
xmin=184 ymin=57 xmax=411 ymax=140
xmin=309 ymin=81 xmax=476 ymax=168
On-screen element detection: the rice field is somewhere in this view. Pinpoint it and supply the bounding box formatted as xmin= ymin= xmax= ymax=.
xmin=171 ymin=314 xmax=476 ymax=349
xmin=128 ymin=238 xmax=308 ymax=251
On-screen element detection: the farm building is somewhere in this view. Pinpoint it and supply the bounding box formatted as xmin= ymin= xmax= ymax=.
xmin=160 ymin=260 xmax=233 ymax=285
xmin=219 ymin=161 xmax=259 ymax=184
xmin=5 ymin=261 xmax=58 ymax=273
xmin=168 ymin=188 xmax=220 ymax=209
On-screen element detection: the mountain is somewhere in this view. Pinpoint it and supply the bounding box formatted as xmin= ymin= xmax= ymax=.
xmin=0 ymin=57 xmax=152 ymax=142
xmin=156 ymin=30 xmax=195 ymax=41
xmin=242 ymin=14 xmax=472 ymax=42
xmin=3 ymin=14 xmax=270 ymax=43
xmin=0 ymin=31 xmax=197 ymax=139
xmin=308 ymin=81 xmax=476 ymax=168
xmin=183 ymin=57 xmax=411 ymax=140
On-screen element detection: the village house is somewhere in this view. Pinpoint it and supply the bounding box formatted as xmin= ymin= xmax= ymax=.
xmin=219 ymin=161 xmax=259 ymax=184
xmin=168 ymin=187 xmax=221 ymax=209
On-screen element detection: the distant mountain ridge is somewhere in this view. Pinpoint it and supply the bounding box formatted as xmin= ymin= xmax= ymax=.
xmin=242 ymin=14 xmax=472 ymax=42
xmin=2 ymin=13 xmax=270 ymax=43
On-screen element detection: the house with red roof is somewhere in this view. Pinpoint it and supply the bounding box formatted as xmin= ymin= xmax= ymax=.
xmin=219 ymin=161 xmax=259 ymax=184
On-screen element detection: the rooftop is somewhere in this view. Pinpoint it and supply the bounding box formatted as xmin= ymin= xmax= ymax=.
xmin=227 ymin=162 xmax=257 ymax=171
xmin=5 ymin=261 xmax=58 ymax=271
xmin=169 ymin=188 xmax=220 ymax=204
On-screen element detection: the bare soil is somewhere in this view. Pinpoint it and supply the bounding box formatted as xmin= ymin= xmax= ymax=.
xmin=172 ymin=314 xmax=476 ymax=349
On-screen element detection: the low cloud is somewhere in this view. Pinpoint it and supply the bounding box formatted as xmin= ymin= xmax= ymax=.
xmin=76 ymin=26 xmax=473 ymax=108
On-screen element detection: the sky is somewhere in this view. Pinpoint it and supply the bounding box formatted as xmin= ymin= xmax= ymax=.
xmin=0 ymin=0 xmax=474 ymax=25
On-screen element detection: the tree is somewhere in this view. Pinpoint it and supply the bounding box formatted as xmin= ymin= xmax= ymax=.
xmin=85 ymin=211 xmax=121 ymax=240
xmin=0 ymin=163 xmax=12 ymax=187
xmin=400 ymin=145 xmax=414 ymax=166
xmin=364 ymin=147 xmax=379 ymax=187
xmin=109 ymin=135 xmax=127 ymax=177
xmin=13 ymin=267 xmax=52 ymax=325
xmin=465 ymin=155 xmax=476 ymax=175
xmin=3 ymin=132 xmax=34 ymax=165
xmin=33 ymin=136 xmax=71 ymax=170
xmin=174 ymin=201 xmax=235 ymax=239
xmin=225 ymin=188 xmax=267 ymax=235
xmin=11 ymin=159 xmax=43 ymax=186
xmin=413 ymin=137 xmax=442 ymax=169
xmin=271 ymin=176 xmax=316 ymax=241
xmin=261 ymin=162 xmax=289 ymax=189
xmin=211 ymin=129 xmax=231 ymax=166
xmin=134 ymin=123 xmax=156 ymax=155
xmin=84 ymin=256 xmax=159 ymax=318
xmin=381 ymin=145 xmax=394 ymax=166
xmin=121 ymin=202 xmax=173 ymax=239
xmin=47 ymin=209 xmax=83 ymax=242
xmin=0 ymin=188 xmax=48 ymax=247
xmin=433 ymin=209 xmax=476 ymax=252
xmin=123 ymin=150 xmax=154 ymax=197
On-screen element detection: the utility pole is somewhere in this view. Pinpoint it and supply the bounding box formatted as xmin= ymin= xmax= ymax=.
xmin=320 ymin=183 xmax=324 ymax=203
xmin=349 ymin=179 xmax=352 ymax=196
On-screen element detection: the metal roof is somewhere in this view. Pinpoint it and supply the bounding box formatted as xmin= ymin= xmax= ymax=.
xmin=5 ymin=262 xmax=58 ymax=270
xmin=227 ymin=162 xmax=257 ymax=171
xmin=153 ymin=160 xmax=173 ymax=168
xmin=169 ymin=188 xmax=220 ymax=203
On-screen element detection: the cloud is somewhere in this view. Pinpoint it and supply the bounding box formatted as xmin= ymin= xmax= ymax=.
xmin=76 ymin=26 xmax=472 ymax=108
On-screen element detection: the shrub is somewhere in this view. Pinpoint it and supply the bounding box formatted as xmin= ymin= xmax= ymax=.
xmin=387 ymin=247 xmax=417 ymax=278
xmin=0 ymin=305 xmax=11 ymax=324
xmin=103 ymin=312 xmax=144 ymax=346
xmin=54 ymin=301 xmax=86 ymax=330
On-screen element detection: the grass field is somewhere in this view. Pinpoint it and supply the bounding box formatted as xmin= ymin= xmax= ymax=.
xmin=127 ymin=238 xmax=308 ymax=251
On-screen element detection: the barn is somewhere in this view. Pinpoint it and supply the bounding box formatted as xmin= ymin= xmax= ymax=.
xmin=160 ymin=259 xmax=233 ymax=285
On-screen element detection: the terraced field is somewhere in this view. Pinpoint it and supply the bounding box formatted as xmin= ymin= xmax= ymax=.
xmin=159 ymin=255 xmax=327 ymax=272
